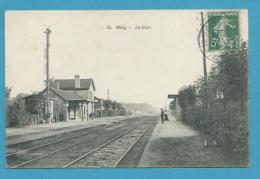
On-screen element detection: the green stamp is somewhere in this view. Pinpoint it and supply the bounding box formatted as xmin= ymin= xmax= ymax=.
xmin=207 ymin=12 xmax=240 ymax=51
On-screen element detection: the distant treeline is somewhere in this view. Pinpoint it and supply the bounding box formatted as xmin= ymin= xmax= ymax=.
xmin=122 ymin=102 xmax=157 ymax=115
xmin=96 ymin=99 xmax=129 ymax=117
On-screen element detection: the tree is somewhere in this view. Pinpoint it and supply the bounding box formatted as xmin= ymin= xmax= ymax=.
xmin=215 ymin=41 xmax=248 ymax=105
xmin=117 ymin=103 xmax=125 ymax=110
xmin=178 ymin=85 xmax=196 ymax=109
xmin=191 ymin=41 xmax=248 ymax=108
xmin=111 ymin=101 xmax=119 ymax=110
xmin=6 ymin=87 xmax=12 ymax=100
xmin=103 ymin=100 xmax=112 ymax=110
xmin=6 ymin=93 xmax=28 ymax=127
xmin=169 ymin=99 xmax=176 ymax=110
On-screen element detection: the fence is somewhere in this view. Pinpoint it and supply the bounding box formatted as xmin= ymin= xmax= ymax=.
xmin=91 ymin=110 xmax=128 ymax=118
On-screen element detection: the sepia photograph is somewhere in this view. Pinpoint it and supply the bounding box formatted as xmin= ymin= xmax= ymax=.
xmin=5 ymin=10 xmax=248 ymax=168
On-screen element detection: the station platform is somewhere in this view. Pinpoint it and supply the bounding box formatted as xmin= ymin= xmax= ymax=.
xmin=138 ymin=114 xmax=230 ymax=167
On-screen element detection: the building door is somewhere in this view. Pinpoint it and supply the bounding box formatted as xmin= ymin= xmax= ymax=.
xmin=49 ymin=100 xmax=54 ymax=119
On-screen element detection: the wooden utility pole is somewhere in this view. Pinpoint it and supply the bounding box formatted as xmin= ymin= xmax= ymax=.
xmin=44 ymin=28 xmax=51 ymax=116
xmin=201 ymin=12 xmax=210 ymax=147
xmin=91 ymin=103 xmax=94 ymax=120
xmin=100 ymin=100 xmax=103 ymax=118
xmin=201 ymin=12 xmax=208 ymax=96
xmin=107 ymin=88 xmax=110 ymax=100
xmin=87 ymin=102 xmax=89 ymax=121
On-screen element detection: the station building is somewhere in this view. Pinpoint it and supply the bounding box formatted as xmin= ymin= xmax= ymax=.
xmin=24 ymin=75 xmax=97 ymax=122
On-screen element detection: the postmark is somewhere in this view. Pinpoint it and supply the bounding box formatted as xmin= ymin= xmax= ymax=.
xmin=207 ymin=11 xmax=240 ymax=51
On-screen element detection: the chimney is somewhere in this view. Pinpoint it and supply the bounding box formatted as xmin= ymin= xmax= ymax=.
xmin=75 ymin=75 xmax=80 ymax=88
xmin=57 ymin=82 xmax=60 ymax=89
xmin=49 ymin=77 xmax=54 ymax=88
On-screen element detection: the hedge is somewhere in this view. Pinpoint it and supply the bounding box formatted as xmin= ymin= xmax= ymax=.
xmin=181 ymin=101 xmax=248 ymax=160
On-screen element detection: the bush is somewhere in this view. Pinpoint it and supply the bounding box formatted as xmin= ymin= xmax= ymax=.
xmin=7 ymin=98 xmax=25 ymax=127
xmin=181 ymin=101 xmax=248 ymax=157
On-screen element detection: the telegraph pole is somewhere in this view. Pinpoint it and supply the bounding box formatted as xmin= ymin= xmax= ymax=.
xmin=201 ymin=12 xmax=208 ymax=94
xmin=107 ymin=88 xmax=110 ymax=100
xmin=200 ymin=12 xmax=209 ymax=147
xmin=44 ymin=28 xmax=51 ymax=117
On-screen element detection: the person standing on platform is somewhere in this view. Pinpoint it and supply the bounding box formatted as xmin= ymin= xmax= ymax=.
xmin=160 ymin=108 xmax=165 ymax=124
xmin=164 ymin=110 xmax=169 ymax=121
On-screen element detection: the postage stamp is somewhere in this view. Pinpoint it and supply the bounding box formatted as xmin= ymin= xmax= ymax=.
xmin=207 ymin=11 xmax=240 ymax=51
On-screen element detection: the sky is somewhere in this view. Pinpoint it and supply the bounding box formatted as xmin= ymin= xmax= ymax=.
xmin=5 ymin=10 xmax=248 ymax=108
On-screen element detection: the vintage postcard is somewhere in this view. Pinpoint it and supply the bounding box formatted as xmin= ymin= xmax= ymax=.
xmin=5 ymin=10 xmax=248 ymax=168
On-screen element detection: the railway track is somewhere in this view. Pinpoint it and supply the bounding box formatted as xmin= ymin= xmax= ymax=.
xmin=7 ymin=116 xmax=146 ymax=157
xmin=7 ymin=116 xmax=141 ymax=155
xmin=64 ymin=123 xmax=154 ymax=168
xmin=7 ymin=124 xmax=110 ymax=157
xmin=7 ymin=116 xmax=157 ymax=168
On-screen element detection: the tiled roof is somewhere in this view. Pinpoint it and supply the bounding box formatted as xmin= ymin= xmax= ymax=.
xmin=50 ymin=88 xmax=85 ymax=101
xmin=24 ymin=87 xmax=95 ymax=101
xmin=50 ymin=79 xmax=94 ymax=90
xmin=94 ymin=96 xmax=104 ymax=101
